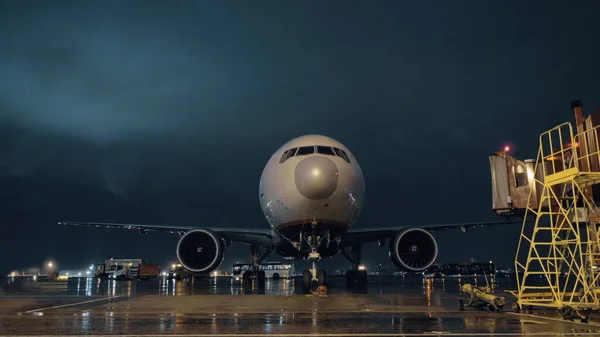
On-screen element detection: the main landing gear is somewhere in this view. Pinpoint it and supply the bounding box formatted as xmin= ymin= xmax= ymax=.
xmin=341 ymin=245 xmax=368 ymax=289
xmin=242 ymin=245 xmax=272 ymax=287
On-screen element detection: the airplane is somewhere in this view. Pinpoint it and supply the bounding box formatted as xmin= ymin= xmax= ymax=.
xmin=60 ymin=134 xmax=519 ymax=293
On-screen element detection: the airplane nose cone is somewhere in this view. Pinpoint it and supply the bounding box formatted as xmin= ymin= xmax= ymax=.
xmin=295 ymin=156 xmax=339 ymax=200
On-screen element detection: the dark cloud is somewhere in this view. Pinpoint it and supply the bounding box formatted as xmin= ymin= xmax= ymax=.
xmin=2 ymin=0 xmax=600 ymax=273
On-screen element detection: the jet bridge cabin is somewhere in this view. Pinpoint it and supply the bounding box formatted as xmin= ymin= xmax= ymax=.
xmin=489 ymin=151 xmax=546 ymax=219
xmin=490 ymin=100 xmax=600 ymax=219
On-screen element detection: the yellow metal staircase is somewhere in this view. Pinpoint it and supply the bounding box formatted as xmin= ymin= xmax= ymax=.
xmin=513 ymin=121 xmax=600 ymax=319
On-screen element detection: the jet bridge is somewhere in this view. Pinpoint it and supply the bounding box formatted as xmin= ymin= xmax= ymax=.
xmin=490 ymin=101 xmax=600 ymax=220
xmin=489 ymin=151 xmax=546 ymax=219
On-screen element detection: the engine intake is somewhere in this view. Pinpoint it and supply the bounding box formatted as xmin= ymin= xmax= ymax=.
xmin=389 ymin=228 xmax=438 ymax=272
xmin=176 ymin=229 xmax=224 ymax=273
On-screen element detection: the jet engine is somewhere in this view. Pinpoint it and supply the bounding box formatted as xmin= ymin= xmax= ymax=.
xmin=176 ymin=229 xmax=224 ymax=273
xmin=388 ymin=228 xmax=438 ymax=272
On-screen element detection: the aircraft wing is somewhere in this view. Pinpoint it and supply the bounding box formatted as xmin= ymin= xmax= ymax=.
xmin=339 ymin=220 xmax=525 ymax=248
xmin=59 ymin=221 xmax=275 ymax=247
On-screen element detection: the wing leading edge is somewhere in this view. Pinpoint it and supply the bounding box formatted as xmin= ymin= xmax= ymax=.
xmin=340 ymin=219 xmax=526 ymax=248
xmin=59 ymin=221 xmax=275 ymax=247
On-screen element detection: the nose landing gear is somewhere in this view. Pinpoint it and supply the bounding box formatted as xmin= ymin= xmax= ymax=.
xmin=300 ymin=221 xmax=329 ymax=294
xmin=301 ymin=250 xmax=328 ymax=294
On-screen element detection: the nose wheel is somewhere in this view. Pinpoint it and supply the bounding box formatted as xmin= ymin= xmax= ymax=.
xmin=301 ymin=251 xmax=327 ymax=294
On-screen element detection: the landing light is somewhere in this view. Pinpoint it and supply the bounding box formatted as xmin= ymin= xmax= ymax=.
xmin=503 ymin=146 xmax=510 ymax=152
xmin=358 ymin=265 xmax=366 ymax=271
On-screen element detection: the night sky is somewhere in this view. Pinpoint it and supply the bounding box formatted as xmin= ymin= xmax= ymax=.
xmin=2 ymin=0 xmax=600 ymax=275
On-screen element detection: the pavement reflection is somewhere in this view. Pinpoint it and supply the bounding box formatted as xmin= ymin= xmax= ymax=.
xmin=1 ymin=275 xmax=599 ymax=336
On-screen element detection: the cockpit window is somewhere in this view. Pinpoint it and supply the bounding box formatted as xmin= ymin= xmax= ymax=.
xmin=279 ymin=145 xmax=350 ymax=164
xmin=317 ymin=146 xmax=335 ymax=156
xmin=333 ymin=147 xmax=351 ymax=163
xmin=296 ymin=146 xmax=315 ymax=156
xmin=279 ymin=150 xmax=290 ymax=164
xmin=279 ymin=148 xmax=297 ymax=164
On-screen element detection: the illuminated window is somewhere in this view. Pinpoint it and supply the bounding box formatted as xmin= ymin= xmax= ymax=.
xmin=317 ymin=146 xmax=335 ymax=156
xmin=515 ymin=165 xmax=528 ymax=187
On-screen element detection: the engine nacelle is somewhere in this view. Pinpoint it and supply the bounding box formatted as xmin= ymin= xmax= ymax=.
xmin=176 ymin=229 xmax=225 ymax=273
xmin=388 ymin=228 xmax=438 ymax=272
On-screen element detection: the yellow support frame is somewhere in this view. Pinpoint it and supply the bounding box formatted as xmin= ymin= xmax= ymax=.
xmin=514 ymin=122 xmax=600 ymax=319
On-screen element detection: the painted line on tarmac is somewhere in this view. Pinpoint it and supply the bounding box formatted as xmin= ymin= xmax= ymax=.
xmin=22 ymin=296 xmax=124 ymax=313
xmin=507 ymin=312 xmax=600 ymax=327
xmin=10 ymin=333 xmax=600 ymax=337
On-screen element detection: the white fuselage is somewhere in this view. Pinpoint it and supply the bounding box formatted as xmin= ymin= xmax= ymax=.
xmin=259 ymin=135 xmax=365 ymax=255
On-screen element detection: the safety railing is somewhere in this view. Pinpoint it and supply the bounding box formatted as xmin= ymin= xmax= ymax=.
xmin=574 ymin=125 xmax=600 ymax=174
xmin=539 ymin=122 xmax=600 ymax=178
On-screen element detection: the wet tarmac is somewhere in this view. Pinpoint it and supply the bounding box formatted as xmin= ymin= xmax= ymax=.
xmin=1 ymin=275 xmax=600 ymax=336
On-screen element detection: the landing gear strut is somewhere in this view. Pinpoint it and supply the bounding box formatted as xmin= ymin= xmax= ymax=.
xmin=341 ymin=245 xmax=368 ymax=288
xmin=301 ymin=250 xmax=328 ymax=294
xmin=242 ymin=245 xmax=272 ymax=286
xmin=300 ymin=221 xmax=329 ymax=294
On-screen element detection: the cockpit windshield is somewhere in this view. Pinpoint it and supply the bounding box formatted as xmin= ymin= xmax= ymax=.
xmin=296 ymin=146 xmax=315 ymax=156
xmin=279 ymin=145 xmax=351 ymax=164
xmin=316 ymin=146 xmax=335 ymax=156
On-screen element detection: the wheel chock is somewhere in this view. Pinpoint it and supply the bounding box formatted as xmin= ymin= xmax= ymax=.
xmin=317 ymin=285 xmax=327 ymax=296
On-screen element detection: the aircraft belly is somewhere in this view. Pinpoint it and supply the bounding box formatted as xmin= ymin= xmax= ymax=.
xmin=274 ymin=237 xmax=340 ymax=258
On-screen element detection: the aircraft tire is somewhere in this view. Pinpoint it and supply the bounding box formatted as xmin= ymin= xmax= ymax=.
xmin=356 ymin=270 xmax=368 ymax=287
xmin=242 ymin=271 xmax=252 ymax=284
xmin=318 ymin=269 xmax=327 ymax=286
xmin=302 ymin=269 xmax=312 ymax=293
xmin=345 ymin=270 xmax=356 ymax=287
xmin=257 ymin=270 xmax=266 ymax=285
